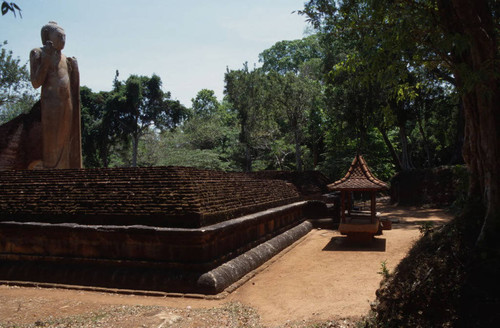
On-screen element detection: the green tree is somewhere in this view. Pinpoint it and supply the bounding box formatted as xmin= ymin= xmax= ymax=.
xmin=135 ymin=120 xmax=237 ymax=171
xmin=191 ymin=89 xmax=220 ymax=118
xmin=259 ymin=35 xmax=327 ymax=171
xmin=117 ymin=74 xmax=188 ymax=167
xmin=319 ymin=70 xmax=396 ymax=180
xmin=80 ymin=86 xmax=105 ymax=167
xmin=259 ymin=35 xmax=323 ymax=75
xmin=80 ymin=86 xmax=128 ymax=168
xmin=224 ymin=64 xmax=276 ymax=172
xmin=301 ymin=0 xmax=500 ymax=248
xmin=81 ymin=73 xmax=187 ymax=168
xmin=0 ymin=41 xmax=36 ymax=124
xmin=269 ymin=72 xmax=322 ymax=171
xmin=184 ymin=92 xmax=237 ymax=154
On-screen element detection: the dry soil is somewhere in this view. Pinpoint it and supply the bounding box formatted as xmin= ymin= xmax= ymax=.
xmin=0 ymin=202 xmax=452 ymax=327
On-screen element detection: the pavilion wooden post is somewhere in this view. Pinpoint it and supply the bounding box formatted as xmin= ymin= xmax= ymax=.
xmin=370 ymin=191 xmax=376 ymax=223
xmin=340 ymin=191 xmax=346 ymax=223
xmin=347 ymin=191 xmax=352 ymax=216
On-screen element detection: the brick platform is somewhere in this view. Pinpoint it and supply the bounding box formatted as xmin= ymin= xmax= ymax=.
xmin=0 ymin=166 xmax=314 ymax=294
xmin=0 ymin=101 xmax=42 ymax=170
xmin=0 ymin=166 xmax=299 ymax=228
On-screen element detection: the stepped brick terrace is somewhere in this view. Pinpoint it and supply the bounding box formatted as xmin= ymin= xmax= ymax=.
xmin=0 ymin=166 xmax=316 ymax=294
xmin=0 ymin=166 xmax=300 ymax=228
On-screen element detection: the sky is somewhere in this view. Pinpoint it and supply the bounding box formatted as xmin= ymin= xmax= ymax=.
xmin=1 ymin=0 xmax=310 ymax=106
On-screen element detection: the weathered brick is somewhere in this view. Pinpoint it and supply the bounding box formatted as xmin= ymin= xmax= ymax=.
xmin=0 ymin=166 xmax=300 ymax=228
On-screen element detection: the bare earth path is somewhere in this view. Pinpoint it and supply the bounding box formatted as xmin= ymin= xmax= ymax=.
xmin=0 ymin=204 xmax=452 ymax=327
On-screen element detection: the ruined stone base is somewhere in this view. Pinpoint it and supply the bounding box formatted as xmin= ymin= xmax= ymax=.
xmin=0 ymin=202 xmax=314 ymax=295
xmin=0 ymin=221 xmax=312 ymax=295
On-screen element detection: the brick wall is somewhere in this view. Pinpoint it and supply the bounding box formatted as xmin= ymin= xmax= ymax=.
xmin=0 ymin=166 xmax=308 ymax=293
xmin=0 ymin=101 xmax=42 ymax=170
xmin=0 ymin=166 xmax=300 ymax=227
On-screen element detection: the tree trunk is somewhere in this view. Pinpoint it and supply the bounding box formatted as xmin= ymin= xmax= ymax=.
xmin=461 ymin=90 xmax=500 ymax=248
xmin=294 ymin=128 xmax=303 ymax=171
xmin=398 ymin=123 xmax=413 ymax=170
xmin=312 ymin=139 xmax=319 ymax=169
xmin=244 ymin=143 xmax=252 ymax=172
xmin=439 ymin=0 xmax=500 ymax=249
xmin=389 ymin=99 xmax=413 ymax=170
xmin=416 ymin=109 xmax=433 ymax=167
xmin=101 ymin=145 xmax=109 ymax=168
xmin=240 ymin=120 xmax=253 ymax=172
xmin=377 ymin=126 xmax=402 ymax=172
xmin=449 ymin=97 xmax=465 ymax=165
xmin=131 ymin=133 xmax=139 ymax=167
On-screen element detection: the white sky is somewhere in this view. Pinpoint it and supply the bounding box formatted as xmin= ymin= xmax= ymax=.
xmin=1 ymin=0 xmax=309 ymax=106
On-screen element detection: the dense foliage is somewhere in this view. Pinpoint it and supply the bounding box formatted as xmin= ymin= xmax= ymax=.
xmin=300 ymin=0 xmax=499 ymax=247
xmin=1 ymin=35 xmax=462 ymax=183
xmin=0 ymin=41 xmax=37 ymax=124
xmin=81 ymin=72 xmax=189 ymax=168
xmin=2 ymin=2 xmax=468 ymax=189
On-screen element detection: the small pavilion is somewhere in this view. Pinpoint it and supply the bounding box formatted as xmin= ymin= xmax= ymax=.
xmin=328 ymin=154 xmax=389 ymax=240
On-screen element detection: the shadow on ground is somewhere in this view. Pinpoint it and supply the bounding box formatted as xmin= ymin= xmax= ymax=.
xmin=377 ymin=203 xmax=452 ymax=231
xmin=378 ymin=203 xmax=450 ymax=219
xmin=322 ymin=236 xmax=386 ymax=252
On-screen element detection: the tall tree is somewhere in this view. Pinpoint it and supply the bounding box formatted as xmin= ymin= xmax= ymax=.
xmin=301 ymin=0 xmax=500 ymax=249
xmin=80 ymin=86 xmax=129 ymax=168
xmin=184 ymin=90 xmax=237 ymax=153
xmin=81 ymin=73 xmax=187 ymax=168
xmin=260 ymin=35 xmax=326 ymax=171
xmin=146 ymin=98 xmax=239 ymax=171
xmin=0 ymin=41 xmax=36 ymax=123
xmin=269 ymin=72 xmax=322 ymax=171
xmin=117 ymin=74 xmax=187 ymax=167
xmin=225 ymin=64 xmax=275 ymax=172
xmin=436 ymin=0 xmax=500 ymax=248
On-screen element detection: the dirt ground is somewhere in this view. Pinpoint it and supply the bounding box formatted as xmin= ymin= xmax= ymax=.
xmin=0 ymin=203 xmax=452 ymax=328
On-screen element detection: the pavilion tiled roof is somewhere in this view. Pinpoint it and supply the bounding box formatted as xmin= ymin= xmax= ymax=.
xmin=327 ymin=155 xmax=388 ymax=191
xmin=0 ymin=166 xmax=300 ymax=228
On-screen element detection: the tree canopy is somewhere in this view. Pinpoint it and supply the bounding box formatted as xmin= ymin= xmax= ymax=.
xmin=2 ymin=1 xmax=482 ymax=207
xmin=300 ymin=0 xmax=499 ymax=249
xmin=191 ymin=89 xmax=220 ymax=118
xmin=0 ymin=41 xmax=36 ymax=124
xmin=81 ymin=73 xmax=188 ymax=167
